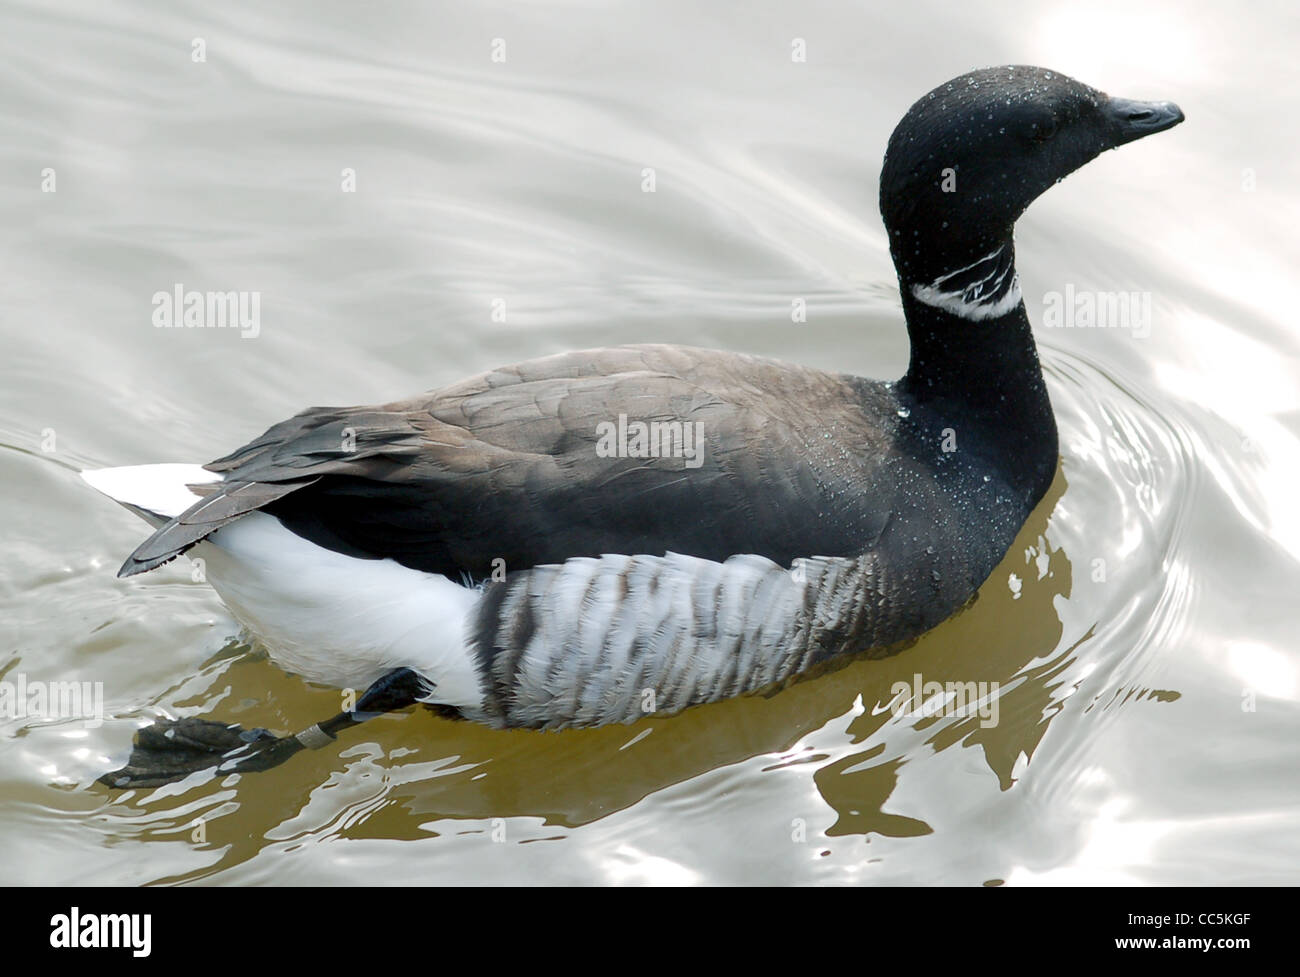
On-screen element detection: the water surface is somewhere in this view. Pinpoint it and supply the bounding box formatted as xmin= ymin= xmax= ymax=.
xmin=2 ymin=0 xmax=1298 ymax=884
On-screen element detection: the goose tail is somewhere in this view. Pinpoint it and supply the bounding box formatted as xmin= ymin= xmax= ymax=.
xmin=80 ymin=461 xmax=224 ymax=548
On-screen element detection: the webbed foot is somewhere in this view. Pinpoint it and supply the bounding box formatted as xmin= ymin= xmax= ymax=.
xmin=98 ymin=717 xmax=301 ymax=788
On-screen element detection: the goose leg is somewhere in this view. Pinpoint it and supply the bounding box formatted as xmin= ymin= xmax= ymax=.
xmin=98 ymin=667 xmax=433 ymax=789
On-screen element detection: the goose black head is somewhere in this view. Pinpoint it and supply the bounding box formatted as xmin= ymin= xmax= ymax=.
xmin=880 ymin=65 xmax=1184 ymax=297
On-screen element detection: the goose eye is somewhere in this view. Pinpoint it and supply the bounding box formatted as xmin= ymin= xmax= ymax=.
xmin=1031 ymin=116 xmax=1059 ymax=142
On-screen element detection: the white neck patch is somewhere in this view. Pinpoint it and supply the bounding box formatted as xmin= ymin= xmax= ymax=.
xmin=910 ymin=246 xmax=1022 ymax=321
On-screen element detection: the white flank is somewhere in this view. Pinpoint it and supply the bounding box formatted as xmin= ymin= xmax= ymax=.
xmin=193 ymin=514 xmax=482 ymax=708
xmin=82 ymin=464 xmax=482 ymax=708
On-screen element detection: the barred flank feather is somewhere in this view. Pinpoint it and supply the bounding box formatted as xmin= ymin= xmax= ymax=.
xmin=465 ymin=549 xmax=930 ymax=729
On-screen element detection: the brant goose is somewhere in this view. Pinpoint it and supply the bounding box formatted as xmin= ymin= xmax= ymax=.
xmin=84 ymin=66 xmax=1183 ymax=787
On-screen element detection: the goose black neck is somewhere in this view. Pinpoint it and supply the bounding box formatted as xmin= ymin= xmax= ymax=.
xmin=899 ymin=297 xmax=1047 ymax=409
xmin=895 ymin=237 xmax=1045 ymax=409
xmin=894 ymin=238 xmax=1058 ymax=505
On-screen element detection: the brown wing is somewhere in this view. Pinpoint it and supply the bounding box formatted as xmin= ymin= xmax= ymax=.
xmin=119 ymin=345 xmax=897 ymax=578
